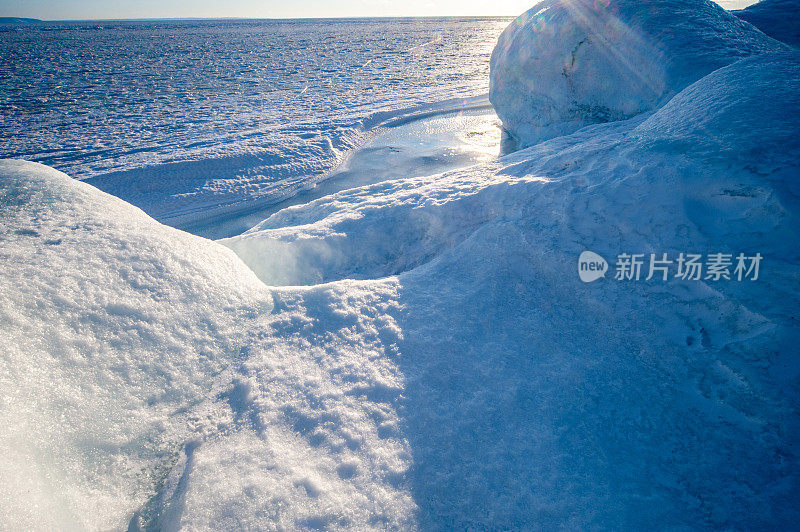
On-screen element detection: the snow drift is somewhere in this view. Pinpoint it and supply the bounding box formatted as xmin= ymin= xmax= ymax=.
xmin=0 ymin=163 xmax=414 ymax=530
xmin=0 ymin=161 xmax=271 ymax=528
xmin=489 ymin=0 xmax=786 ymax=147
xmin=2 ymin=0 xmax=800 ymax=529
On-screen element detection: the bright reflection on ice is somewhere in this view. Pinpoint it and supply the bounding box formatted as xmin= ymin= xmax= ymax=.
xmin=374 ymin=110 xmax=501 ymax=165
xmin=189 ymin=108 xmax=502 ymax=239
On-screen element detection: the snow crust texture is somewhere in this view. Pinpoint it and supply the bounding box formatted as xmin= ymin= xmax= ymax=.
xmin=0 ymin=161 xmax=269 ymax=529
xmin=2 ymin=0 xmax=800 ymax=530
xmin=489 ymin=0 xmax=786 ymax=147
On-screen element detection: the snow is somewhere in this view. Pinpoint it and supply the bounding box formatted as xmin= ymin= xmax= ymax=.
xmin=0 ymin=161 xmax=270 ymax=528
xmin=2 ymin=0 xmax=800 ymax=529
xmin=222 ymin=48 xmax=800 ymax=529
xmin=182 ymin=102 xmax=502 ymax=239
xmin=489 ymin=0 xmax=786 ymax=147
xmin=0 ymin=19 xmax=509 ymax=231
xmin=734 ymin=0 xmax=800 ymax=47
xmin=633 ymin=50 xmax=800 ymax=163
xmin=0 ymin=161 xmax=416 ymax=529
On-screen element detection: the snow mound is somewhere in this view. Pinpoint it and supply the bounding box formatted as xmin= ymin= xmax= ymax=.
xmin=635 ymin=51 xmax=800 ymax=153
xmin=0 ymin=160 xmax=271 ymax=529
xmin=735 ymin=0 xmax=800 ymax=47
xmin=489 ymin=0 xmax=785 ymax=146
xmin=221 ymin=48 xmax=800 ymax=528
xmin=0 ymin=160 xmax=418 ymax=530
xmin=220 ymin=165 xmax=539 ymax=285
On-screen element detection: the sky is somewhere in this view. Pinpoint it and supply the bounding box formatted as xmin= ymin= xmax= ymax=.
xmin=0 ymin=0 xmax=759 ymax=20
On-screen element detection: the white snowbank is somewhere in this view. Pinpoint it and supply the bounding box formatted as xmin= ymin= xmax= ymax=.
xmin=634 ymin=50 xmax=800 ymax=163
xmin=0 ymin=163 xmax=414 ymax=530
xmin=0 ymin=161 xmax=272 ymax=529
xmin=489 ymin=0 xmax=785 ymax=146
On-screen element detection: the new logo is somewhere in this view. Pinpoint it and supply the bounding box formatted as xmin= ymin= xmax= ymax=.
xmin=578 ymin=251 xmax=608 ymax=283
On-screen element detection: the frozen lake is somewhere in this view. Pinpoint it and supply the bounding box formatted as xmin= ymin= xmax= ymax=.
xmin=0 ymin=18 xmax=510 ymax=234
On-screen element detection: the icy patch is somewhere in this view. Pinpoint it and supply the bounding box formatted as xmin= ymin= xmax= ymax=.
xmin=186 ymin=106 xmax=502 ymax=239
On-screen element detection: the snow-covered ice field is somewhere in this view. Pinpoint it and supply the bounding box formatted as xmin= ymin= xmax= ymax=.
xmin=1 ymin=0 xmax=800 ymax=529
xmin=0 ymin=17 xmax=509 ymax=232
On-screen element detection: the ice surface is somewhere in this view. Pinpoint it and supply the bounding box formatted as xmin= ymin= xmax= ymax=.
xmin=0 ymin=19 xmax=509 ymax=230
xmin=2 ymin=2 xmax=800 ymax=530
xmin=182 ymin=103 xmax=502 ymax=239
xmin=489 ymin=0 xmax=786 ymax=147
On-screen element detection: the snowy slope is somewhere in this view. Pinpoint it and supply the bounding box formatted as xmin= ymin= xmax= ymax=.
xmin=0 ymin=161 xmax=420 ymax=529
xmin=3 ymin=0 xmax=800 ymax=529
xmin=489 ymin=0 xmax=786 ymax=147
xmin=0 ymin=161 xmax=271 ymax=528
xmin=222 ymin=54 xmax=800 ymax=529
xmin=734 ymin=0 xmax=800 ymax=47
xmin=221 ymin=36 xmax=800 ymax=532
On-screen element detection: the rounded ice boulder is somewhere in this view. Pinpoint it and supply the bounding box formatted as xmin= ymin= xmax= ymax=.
xmin=489 ymin=0 xmax=785 ymax=147
xmin=734 ymin=0 xmax=800 ymax=48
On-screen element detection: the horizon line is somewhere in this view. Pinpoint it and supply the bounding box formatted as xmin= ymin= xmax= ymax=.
xmin=1 ymin=14 xmax=518 ymax=23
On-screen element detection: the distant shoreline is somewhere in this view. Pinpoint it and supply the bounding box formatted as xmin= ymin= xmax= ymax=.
xmin=0 ymin=17 xmax=42 ymax=23
xmin=0 ymin=15 xmax=513 ymax=23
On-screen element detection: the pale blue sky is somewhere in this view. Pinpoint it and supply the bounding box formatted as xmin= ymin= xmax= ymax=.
xmin=0 ymin=0 xmax=758 ymax=20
